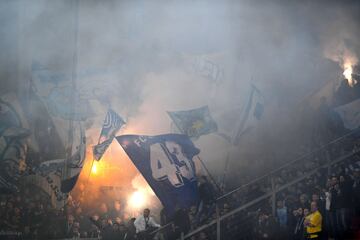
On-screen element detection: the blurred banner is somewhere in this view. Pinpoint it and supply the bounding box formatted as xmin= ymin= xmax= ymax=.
xmin=167 ymin=106 xmax=218 ymax=139
xmin=27 ymin=121 xmax=86 ymax=208
xmin=116 ymin=134 xmax=200 ymax=216
xmin=27 ymin=62 xmax=89 ymax=206
xmin=31 ymin=62 xmax=94 ymax=122
xmin=335 ymin=98 xmax=360 ymax=130
xmin=0 ymin=94 xmax=30 ymax=193
xmin=232 ymin=84 xmax=264 ymax=145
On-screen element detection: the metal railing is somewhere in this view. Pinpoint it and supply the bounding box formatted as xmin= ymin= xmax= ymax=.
xmin=183 ymin=129 xmax=360 ymax=240
xmin=217 ymin=129 xmax=359 ymax=202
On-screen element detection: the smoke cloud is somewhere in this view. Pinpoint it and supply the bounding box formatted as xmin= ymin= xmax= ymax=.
xmin=1 ymin=0 xmax=360 ymax=200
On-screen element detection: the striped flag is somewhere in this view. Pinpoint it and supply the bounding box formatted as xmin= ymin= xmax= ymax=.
xmin=232 ymin=84 xmax=264 ymax=144
xmin=93 ymin=109 xmax=125 ymax=161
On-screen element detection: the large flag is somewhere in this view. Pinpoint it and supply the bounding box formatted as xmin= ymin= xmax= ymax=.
xmin=334 ymin=98 xmax=360 ymax=130
xmin=60 ymin=122 xmax=86 ymax=193
xmin=167 ymin=106 xmax=218 ymax=139
xmin=29 ymin=62 xmax=89 ymax=205
xmin=116 ymin=134 xmax=200 ymax=216
xmin=27 ymin=122 xmax=86 ymax=207
xmin=93 ymin=109 xmax=125 ymax=161
xmin=0 ymin=94 xmax=31 ymax=193
xmin=232 ymin=84 xmax=264 ymax=144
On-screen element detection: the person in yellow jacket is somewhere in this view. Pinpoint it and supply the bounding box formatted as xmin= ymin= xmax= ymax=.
xmin=304 ymin=201 xmax=322 ymax=239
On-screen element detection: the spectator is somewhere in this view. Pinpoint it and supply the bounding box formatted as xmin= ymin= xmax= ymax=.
xmin=184 ymin=205 xmax=197 ymax=232
xmin=99 ymin=202 xmax=110 ymax=220
xmin=169 ymin=205 xmax=191 ymax=239
xmin=292 ymin=208 xmax=305 ymax=240
xmin=126 ymin=217 xmax=137 ymax=240
xmin=198 ymin=231 xmax=210 ymax=240
xmin=63 ymin=214 xmax=75 ymax=238
xmin=254 ymin=210 xmax=277 ymax=239
xmin=298 ymin=194 xmax=310 ymax=209
xmin=276 ymin=200 xmax=288 ymax=228
xmin=338 ymin=174 xmax=352 ymax=235
xmin=74 ymin=206 xmax=91 ymax=236
xmin=71 ymin=221 xmax=81 ymax=238
xmin=134 ymin=208 xmax=160 ymax=240
xmin=113 ymin=223 xmax=127 ymax=239
xmin=101 ymin=218 xmax=115 ymax=240
xmin=196 ymin=176 xmax=216 ymax=224
xmin=353 ymin=169 xmax=360 ymax=214
xmin=327 ymin=176 xmax=340 ymax=238
xmin=111 ymin=200 xmax=124 ymax=222
xmin=311 ymin=193 xmax=325 ymax=217
xmin=276 ymin=199 xmax=289 ymax=239
xmin=304 ymin=201 xmax=322 ymax=240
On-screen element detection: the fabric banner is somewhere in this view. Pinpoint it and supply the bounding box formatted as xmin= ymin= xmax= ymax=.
xmin=116 ymin=134 xmax=200 ymax=216
xmin=334 ymin=98 xmax=360 ymax=130
xmin=0 ymin=94 xmax=30 ymax=193
xmin=232 ymin=84 xmax=264 ymax=144
xmin=167 ymin=106 xmax=218 ymax=139
xmin=93 ymin=109 xmax=125 ymax=160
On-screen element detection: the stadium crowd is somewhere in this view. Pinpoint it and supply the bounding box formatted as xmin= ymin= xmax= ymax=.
xmin=1 ymin=91 xmax=360 ymax=239
xmin=1 ymin=145 xmax=360 ymax=240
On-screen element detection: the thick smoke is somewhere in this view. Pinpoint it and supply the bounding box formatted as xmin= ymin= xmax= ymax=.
xmin=1 ymin=0 xmax=360 ymax=199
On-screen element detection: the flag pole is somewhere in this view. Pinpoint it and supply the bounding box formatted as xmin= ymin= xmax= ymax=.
xmin=64 ymin=0 xmax=79 ymax=207
xmin=221 ymin=151 xmax=230 ymax=192
xmin=83 ymin=156 xmax=96 ymax=194
xmin=196 ymin=155 xmax=222 ymax=194
xmin=82 ymin=126 xmax=104 ymax=203
xmin=65 ymin=0 xmax=79 ymax=171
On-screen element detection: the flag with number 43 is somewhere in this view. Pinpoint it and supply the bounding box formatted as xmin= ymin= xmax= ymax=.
xmin=116 ymin=134 xmax=200 ymax=216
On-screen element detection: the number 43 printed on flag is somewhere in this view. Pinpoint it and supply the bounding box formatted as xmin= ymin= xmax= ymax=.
xmin=150 ymin=141 xmax=196 ymax=187
xmin=117 ymin=134 xmax=200 ymax=214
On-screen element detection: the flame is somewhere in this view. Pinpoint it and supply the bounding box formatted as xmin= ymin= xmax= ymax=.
xmin=125 ymin=174 xmax=159 ymax=214
xmin=323 ymin=40 xmax=358 ymax=88
xmin=128 ymin=190 xmax=147 ymax=209
xmin=91 ymin=162 xmax=98 ymax=174
xmin=72 ymin=127 xmax=161 ymax=216
xmin=343 ymin=64 xmax=356 ymax=87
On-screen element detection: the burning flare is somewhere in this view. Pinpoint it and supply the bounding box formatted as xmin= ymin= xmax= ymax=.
xmin=343 ymin=64 xmax=356 ymax=87
xmin=129 ymin=191 xmax=147 ymax=209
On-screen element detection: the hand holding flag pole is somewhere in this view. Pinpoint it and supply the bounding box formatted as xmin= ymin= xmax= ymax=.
xmin=196 ymin=155 xmax=222 ymax=194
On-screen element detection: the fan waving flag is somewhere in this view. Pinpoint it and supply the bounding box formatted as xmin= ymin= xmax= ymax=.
xmin=116 ymin=134 xmax=200 ymax=216
xmin=167 ymin=106 xmax=218 ymax=138
xmin=93 ymin=109 xmax=125 ymax=161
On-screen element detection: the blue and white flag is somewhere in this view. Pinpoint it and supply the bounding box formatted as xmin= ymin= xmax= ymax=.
xmin=232 ymin=84 xmax=264 ymax=144
xmin=116 ymin=134 xmax=200 ymax=216
xmin=167 ymin=106 xmax=218 ymax=139
xmin=0 ymin=94 xmax=31 ymax=193
xmin=334 ymin=98 xmax=360 ymax=130
xmin=93 ymin=109 xmax=125 ymax=161
xmin=61 ymin=122 xmax=86 ymax=193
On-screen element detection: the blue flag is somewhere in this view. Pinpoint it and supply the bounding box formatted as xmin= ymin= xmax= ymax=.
xmin=116 ymin=134 xmax=200 ymax=216
xmin=167 ymin=106 xmax=218 ymax=138
xmin=93 ymin=109 xmax=125 ymax=160
xmin=233 ymin=84 xmax=264 ymax=144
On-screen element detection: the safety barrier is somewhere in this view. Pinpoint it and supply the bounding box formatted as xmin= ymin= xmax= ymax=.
xmin=183 ymin=129 xmax=360 ymax=239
